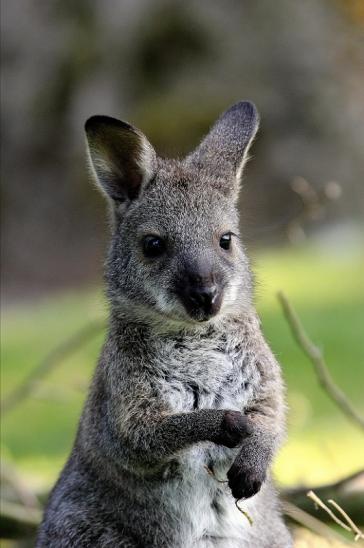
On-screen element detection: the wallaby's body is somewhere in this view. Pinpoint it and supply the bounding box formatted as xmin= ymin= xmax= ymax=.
xmin=38 ymin=102 xmax=292 ymax=547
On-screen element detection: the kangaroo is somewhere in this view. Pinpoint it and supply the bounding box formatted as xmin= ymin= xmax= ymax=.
xmin=37 ymin=101 xmax=292 ymax=547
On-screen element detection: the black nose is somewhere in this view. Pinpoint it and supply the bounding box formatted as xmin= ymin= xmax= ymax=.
xmin=188 ymin=286 xmax=217 ymax=310
xmin=183 ymin=285 xmax=222 ymax=320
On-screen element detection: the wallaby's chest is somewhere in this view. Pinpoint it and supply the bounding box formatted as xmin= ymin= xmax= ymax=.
xmin=152 ymin=332 xmax=259 ymax=414
xmin=146 ymin=334 xmax=260 ymax=547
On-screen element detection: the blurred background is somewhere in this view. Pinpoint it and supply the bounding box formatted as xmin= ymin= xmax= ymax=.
xmin=1 ymin=0 xmax=364 ymax=545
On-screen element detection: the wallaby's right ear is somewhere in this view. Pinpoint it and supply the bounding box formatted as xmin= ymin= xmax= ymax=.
xmin=85 ymin=115 xmax=156 ymax=203
xmin=186 ymin=101 xmax=259 ymax=200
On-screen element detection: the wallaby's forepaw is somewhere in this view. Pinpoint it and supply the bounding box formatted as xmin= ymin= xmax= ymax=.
xmin=227 ymin=460 xmax=266 ymax=499
xmin=213 ymin=411 xmax=252 ymax=448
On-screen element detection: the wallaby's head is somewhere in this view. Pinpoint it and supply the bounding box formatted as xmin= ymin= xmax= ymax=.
xmin=85 ymin=102 xmax=259 ymax=326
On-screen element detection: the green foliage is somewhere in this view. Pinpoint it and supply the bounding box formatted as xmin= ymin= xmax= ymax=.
xmin=1 ymin=246 xmax=363 ymax=490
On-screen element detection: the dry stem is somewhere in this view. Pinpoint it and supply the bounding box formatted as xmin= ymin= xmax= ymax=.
xmin=327 ymin=499 xmax=364 ymax=541
xmin=277 ymin=291 xmax=364 ymax=431
xmin=204 ymin=466 xmax=253 ymax=526
xmin=307 ymin=490 xmax=364 ymax=542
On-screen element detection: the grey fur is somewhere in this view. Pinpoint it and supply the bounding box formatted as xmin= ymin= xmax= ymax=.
xmin=37 ymin=102 xmax=292 ymax=547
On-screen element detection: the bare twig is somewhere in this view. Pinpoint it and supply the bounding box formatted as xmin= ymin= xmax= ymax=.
xmin=204 ymin=466 xmax=253 ymax=525
xmin=277 ymin=291 xmax=364 ymax=431
xmin=287 ymin=177 xmax=342 ymax=243
xmin=328 ymin=499 xmax=364 ymax=541
xmin=282 ymin=501 xmax=353 ymax=545
xmin=0 ymin=499 xmax=42 ymax=538
xmin=234 ymin=500 xmax=253 ymax=526
xmin=283 ymin=469 xmax=364 ymax=524
xmin=204 ymin=465 xmax=227 ymax=484
xmin=1 ymin=319 xmax=105 ymax=415
xmin=307 ymin=490 xmax=364 ymax=542
xmin=307 ymin=490 xmax=352 ymax=532
xmin=1 ymin=461 xmax=40 ymax=509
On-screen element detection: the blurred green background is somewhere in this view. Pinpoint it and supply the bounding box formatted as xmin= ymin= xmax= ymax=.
xmin=1 ymin=0 xmax=364 ymax=545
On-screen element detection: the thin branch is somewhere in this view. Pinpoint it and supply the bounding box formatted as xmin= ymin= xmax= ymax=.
xmin=327 ymin=499 xmax=364 ymax=541
xmin=283 ymin=469 xmax=364 ymax=525
xmin=0 ymin=499 xmax=43 ymax=529
xmin=307 ymin=490 xmax=364 ymax=542
xmin=1 ymin=319 xmax=105 ymax=415
xmin=282 ymin=501 xmax=353 ymax=545
xmin=307 ymin=490 xmax=351 ymax=532
xmin=1 ymin=461 xmax=40 ymax=509
xmin=234 ymin=500 xmax=253 ymax=526
xmin=204 ymin=466 xmax=253 ymax=525
xmin=277 ymin=291 xmax=364 ymax=431
xmin=204 ymin=465 xmax=227 ymax=484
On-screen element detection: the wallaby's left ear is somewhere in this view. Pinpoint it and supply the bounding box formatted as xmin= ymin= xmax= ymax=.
xmin=85 ymin=115 xmax=156 ymax=204
xmin=186 ymin=101 xmax=259 ymax=198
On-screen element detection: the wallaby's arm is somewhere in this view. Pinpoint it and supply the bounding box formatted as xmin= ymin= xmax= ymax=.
xmin=90 ymin=360 xmax=251 ymax=469
xmin=121 ymin=407 xmax=251 ymax=464
xmin=227 ymin=317 xmax=286 ymax=499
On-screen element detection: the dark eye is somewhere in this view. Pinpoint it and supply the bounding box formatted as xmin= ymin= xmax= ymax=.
xmin=219 ymin=232 xmax=232 ymax=251
xmin=142 ymin=235 xmax=166 ymax=258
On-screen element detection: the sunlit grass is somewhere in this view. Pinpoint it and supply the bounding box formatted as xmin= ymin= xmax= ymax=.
xmin=1 ymin=245 xmax=363 ymax=491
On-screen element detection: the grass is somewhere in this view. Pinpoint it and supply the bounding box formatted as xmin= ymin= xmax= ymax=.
xmin=1 ymin=244 xmax=364 ymax=491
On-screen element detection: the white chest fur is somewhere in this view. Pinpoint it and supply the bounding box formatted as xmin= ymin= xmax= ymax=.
xmin=162 ymin=443 xmax=258 ymax=548
xmin=154 ymin=328 xmax=259 ymax=414
xmin=151 ymin=329 xmax=260 ymax=547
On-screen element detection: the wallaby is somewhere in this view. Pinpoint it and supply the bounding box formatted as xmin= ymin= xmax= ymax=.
xmin=37 ymin=101 xmax=292 ymax=547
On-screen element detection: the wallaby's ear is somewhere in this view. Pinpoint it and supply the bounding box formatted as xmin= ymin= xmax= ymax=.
xmin=186 ymin=101 xmax=259 ymax=197
xmin=85 ymin=115 xmax=156 ymax=204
